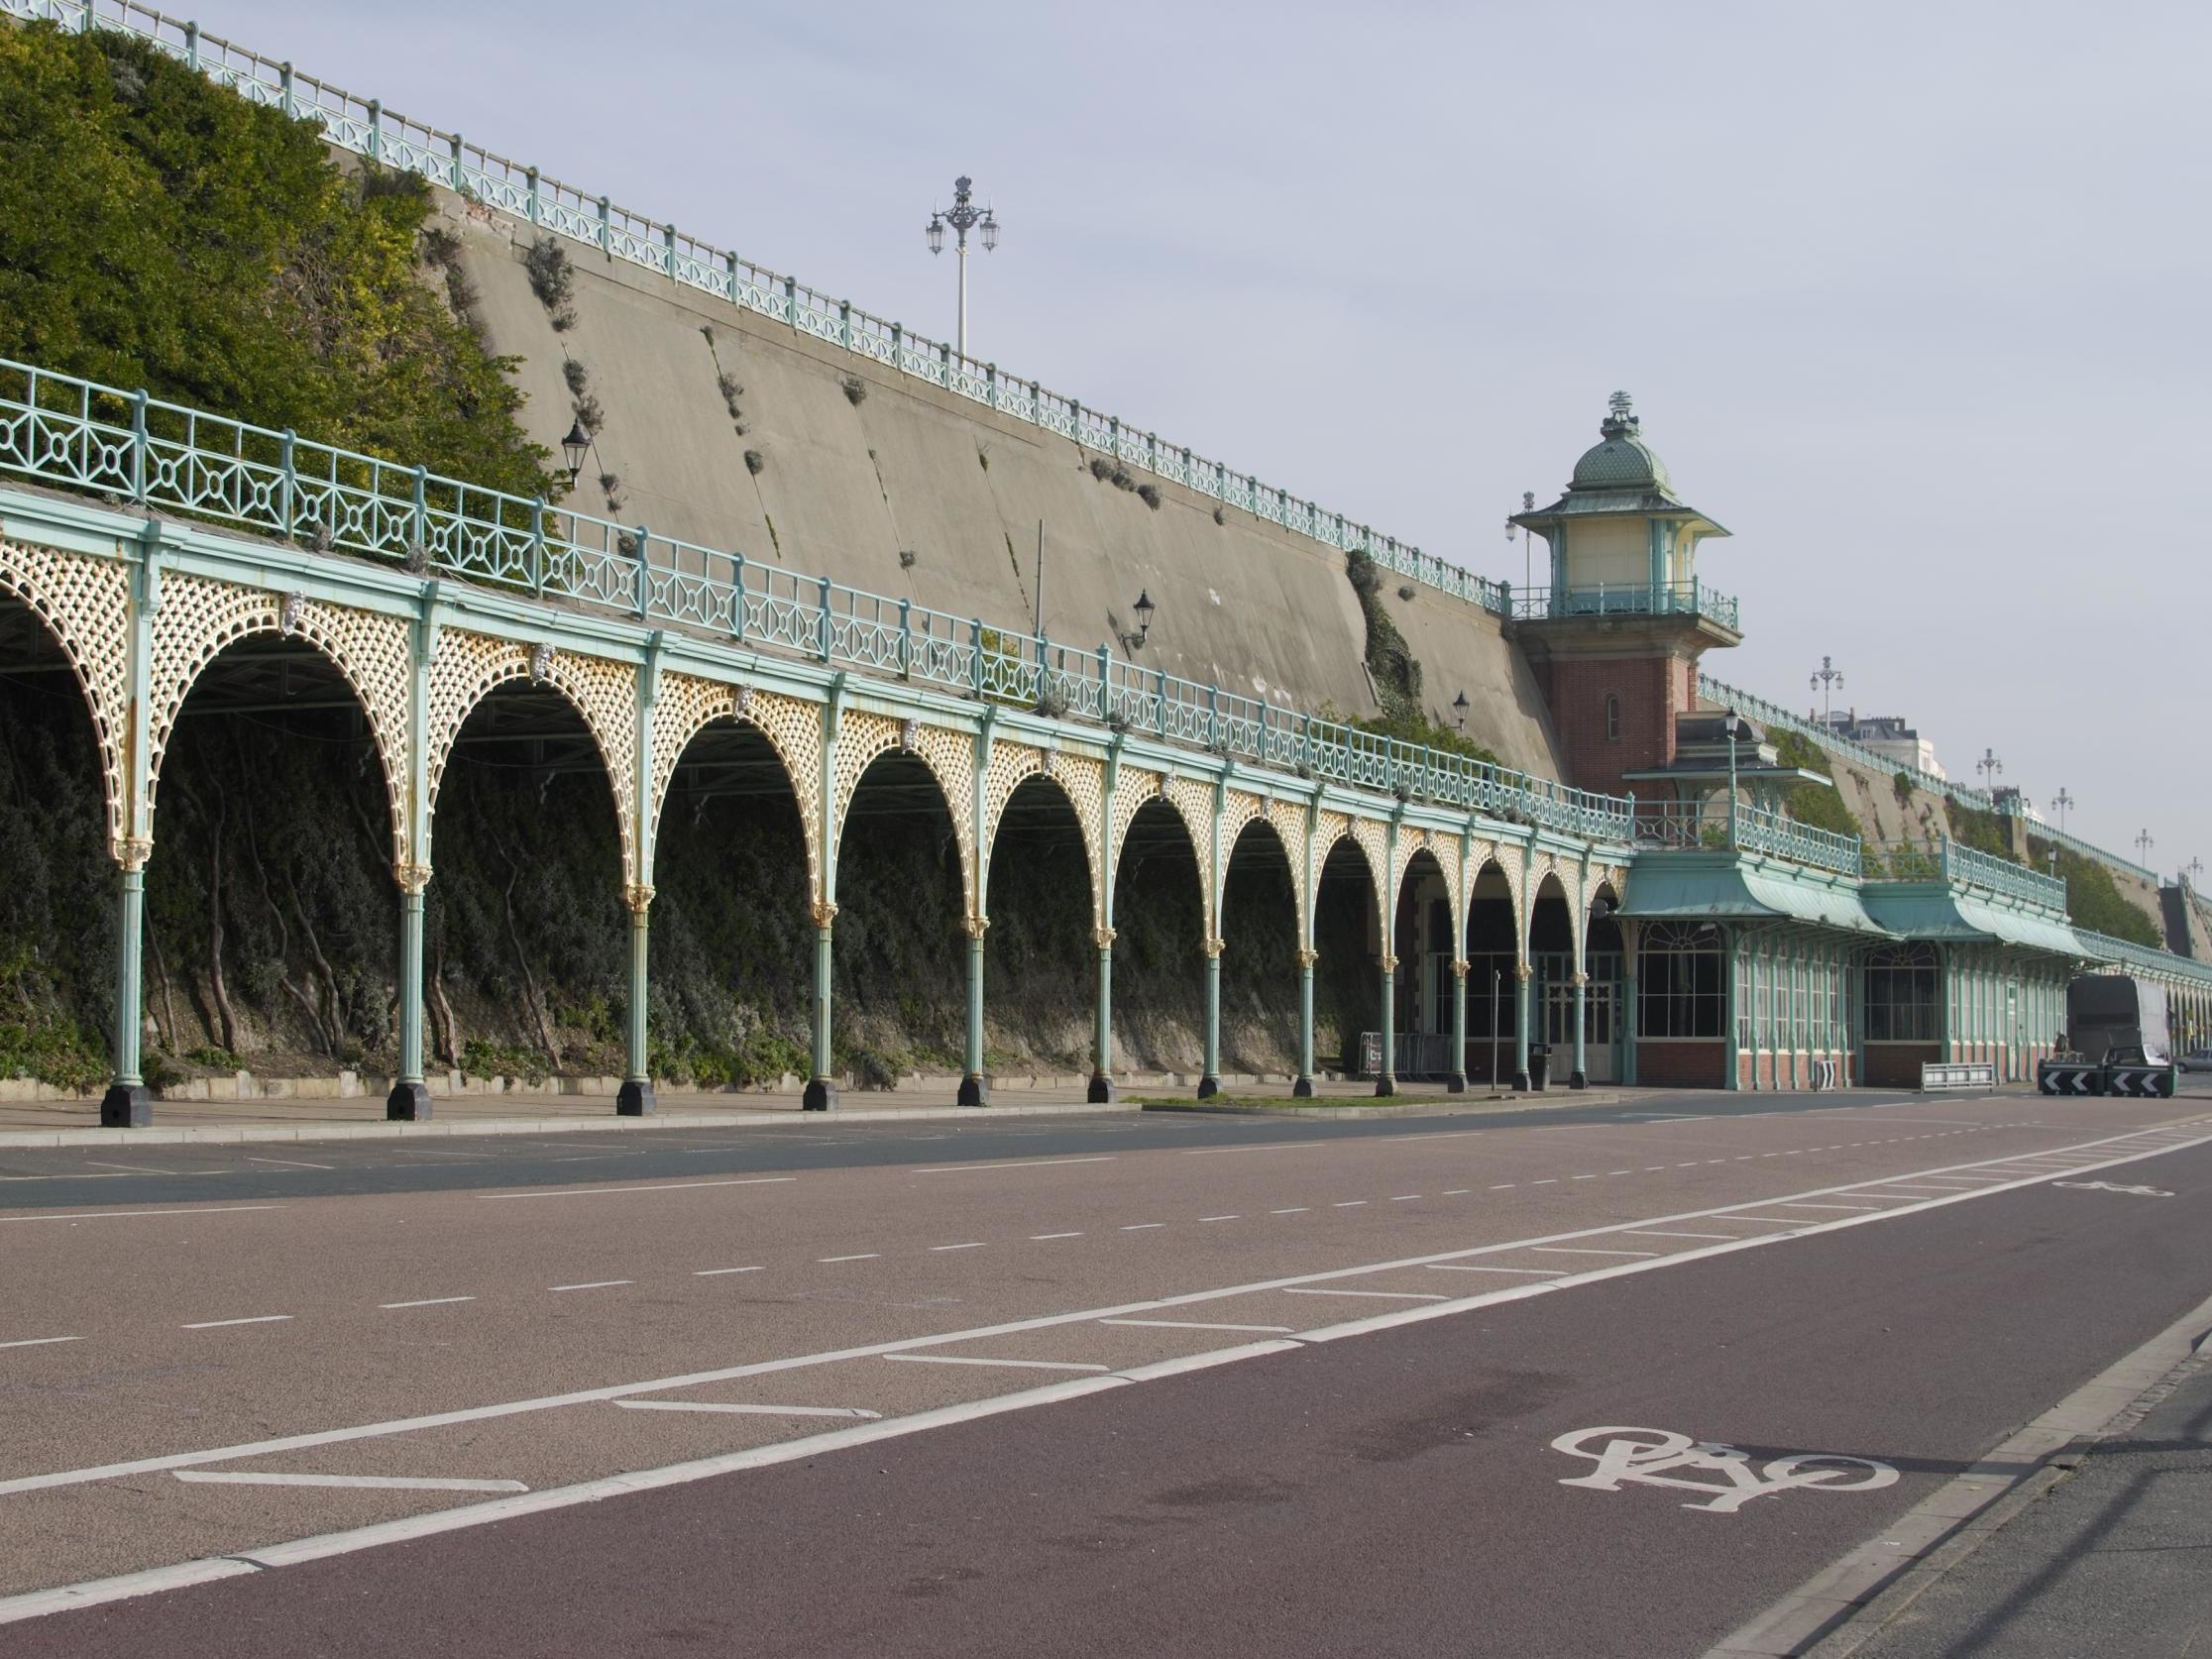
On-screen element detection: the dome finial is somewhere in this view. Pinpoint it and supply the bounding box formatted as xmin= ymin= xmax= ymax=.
xmin=1603 ymin=389 xmax=1637 ymax=438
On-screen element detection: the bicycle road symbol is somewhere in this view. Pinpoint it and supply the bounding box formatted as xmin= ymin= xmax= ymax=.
xmin=1550 ymin=1426 xmax=1900 ymax=1514
xmin=2050 ymin=1180 xmax=2172 ymax=1198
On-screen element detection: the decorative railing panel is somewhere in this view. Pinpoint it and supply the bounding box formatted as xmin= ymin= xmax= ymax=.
xmin=1512 ymin=580 xmax=1739 ymax=632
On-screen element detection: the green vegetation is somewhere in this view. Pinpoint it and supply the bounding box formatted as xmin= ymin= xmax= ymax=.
xmin=1342 ymin=548 xmax=1421 ymax=724
xmin=1768 ymin=731 xmax=1863 ymax=840
xmin=2032 ymin=840 xmax=2161 ymax=947
xmin=1945 ymin=799 xmax=2018 ymax=862
xmin=0 ymin=21 xmax=551 ymax=497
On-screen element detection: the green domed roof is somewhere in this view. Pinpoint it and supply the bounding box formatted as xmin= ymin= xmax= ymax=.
xmin=1570 ymin=391 xmax=1673 ymax=493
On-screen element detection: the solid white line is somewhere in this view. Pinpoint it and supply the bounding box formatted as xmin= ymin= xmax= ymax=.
xmin=1770 ymin=1202 xmax=1891 ymax=1211
xmin=1424 ymin=1265 xmax=1560 ymax=1276
xmin=548 ymin=1280 xmax=630 ymax=1292
xmin=1179 ymin=1143 xmax=1322 ymax=1156
xmin=1280 ymin=1287 xmax=1449 ymax=1301
xmin=1027 ymin=1233 xmax=1082 ymax=1241
xmin=245 ymin=1157 xmax=334 ymax=1170
xmin=5 ymin=1120 xmax=2198 ymax=1519
xmin=914 ymin=1157 xmax=1114 ymax=1173
xmin=0 ymin=1336 xmax=82 ymax=1350
xmin=174 ymin=1472 xmax=525 ymax=1493
xmin=1618 ymin=1231 xmax=1739 ymax=1242
xmin=929 ymin=1243 xmax=987 ymax=1252
xmin=818 ymin=1254 xmax=879 ymax=1264
xmin=694 ymin=1267 xmax=763 ymax=1276
xmin=613 ymin=1401 xmax=880 ymax=1420
xmin=181 ymin=1316 xmax=292 ymax=1329
xmin=1099 ymin=1319 xmax=1296 ymax=1333
xmin=1710 ymin=1215 xmax=1814 ymax=1226
xmin=883 ymin=1354 xmax=1110 ymax=1373
xmin=0 ymin=1206 xmax=281 ymax=1224
xmin=1531 ymin=1247 xmax=1659 ymax=1259
xmin=84 ymin=1162 xmax=166 ymax=1173
xmin=379 ymin=1297 xmax=474 ymax=1310
xmin=486 ymin=1178 xmax=796 ymax=1201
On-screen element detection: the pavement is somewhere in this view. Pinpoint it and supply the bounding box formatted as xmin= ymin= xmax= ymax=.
xmin=0 ymin=1083 xmax=2205 ymax=1654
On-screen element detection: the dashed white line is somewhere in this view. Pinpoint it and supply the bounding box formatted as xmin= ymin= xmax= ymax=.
xmin=1333 ymin=1200 xmax=1369 ymax=1208
xmin=694 ymin=1267 xmax=763 ymax=1276
xmin=1100 ymin=1319 xmax=1295 ymax=1334
xmin=884 ymin=1354 xmax=1109 ymax=1373
xmin=916 ymin=1158 xmax=1116 ymax=1174
xmin=1118 ymin=1224 xmax=1165 ymax=1232
xmin=181 ymin=1316 xmax=292 ymax=1329
xmin=1199 ymin=1215 xmax=1241 ymax=1223
xmin=0 ymin=1206 xmax=282 ymax=1224
xmin=0 ymin=1336 xmax=82 ymax=1350
xmin=1531 ymin=1248 xmax=1659 ymax=1259
xmin=929 ymin=1243 xmax=988 ymax=1252
xmin=245 ymin=1157 xmax=334 ymax=1170
xmin=549 ymin=1280 xmax=631 ymax=1293
xmin=174 ymin=1472 xmax=525 ymax=1493
xmin=1028 ymin=1233 xmax=1083 ymax=1241
xmin=1425 ymin=1265 xmax=1561 ymax=1276
xmin=817 ymin=1255 xmax=879 ymax=1264
xmin=379 ymin=1297 xmax=474 ymax=1310
xmin=614 ymin=1401 xmax=880 ymax=1420
xmin=1618 ymin=1230 xmax=1740 ymax=1242
xmin=487 ymin=1178 xmax=797 ymax=1201
xmin=1281 ymin=1287 xmax=1449 ymax=1301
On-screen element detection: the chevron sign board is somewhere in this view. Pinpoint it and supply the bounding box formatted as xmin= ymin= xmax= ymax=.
xmin=2038 ymin=1062 xmax=2102 ymax=1096
xmin=2105 ymin=1065 xmax=2177 ymax=1099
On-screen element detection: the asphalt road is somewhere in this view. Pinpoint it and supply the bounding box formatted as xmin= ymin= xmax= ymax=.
xmin=3 ymin=1087 xmax=2208 ymax=1655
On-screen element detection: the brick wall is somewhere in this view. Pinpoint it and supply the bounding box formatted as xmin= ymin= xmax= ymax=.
xmin=1538 ymin=653 xmax=1694 ymax=799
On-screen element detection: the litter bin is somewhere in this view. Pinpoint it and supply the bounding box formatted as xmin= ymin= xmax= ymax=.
xmin=1528 ymin=1045 xmax=1551 ymax=1092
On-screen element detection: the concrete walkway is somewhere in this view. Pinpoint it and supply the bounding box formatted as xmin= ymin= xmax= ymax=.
xmin=1842 ymin=1334 xmax=2212 ymax=1658
xmin=0 ymin=1074 xmax=1640 ymax=1148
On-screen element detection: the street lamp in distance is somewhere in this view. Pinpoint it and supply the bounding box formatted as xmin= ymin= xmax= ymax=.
xmin=2049 ymin=787 xmax=2074 ymax=833
xmin=926 ymin=175 xmax=1000 ymax=359
xmin=1976 ymin=747 xmax=2003 ymax=798
xmin=1810 ymin=655 xmax=1844 ymax=727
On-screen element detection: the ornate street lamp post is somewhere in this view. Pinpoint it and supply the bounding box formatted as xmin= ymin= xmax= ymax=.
xmin=1976 ymin=747 xmax=2003 ymax=799
xmin=1810 ymin=655 xmax=1844 ymax=727
xmin=2136 ymin=828 xmax=2156 ymax=862
xmin=2049 ymin=787 xmax=2074 ymax=833
xmin=926 ymin=175 xmax=1000 ymax=360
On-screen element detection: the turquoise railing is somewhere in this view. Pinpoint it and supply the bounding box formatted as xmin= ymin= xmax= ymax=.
xmin=2074 ymin=929 xmax=2212 ymax=988
xmin=0 ymin=0 xmax=1512 ymax=621
xmin=2014 ymin=816 xmax=2160 ymax=886
xmin=1698 ymin=673 xmax=1980 ymax=808
xmin=1866 ymin=839 xmax=2069 ymax=912
xmin=1630 ymin=799 xmax=1863 ymax=879
xmin=1511 ymin=580 xmax=1740 ymax=632
xmin=0 ymin=355 xmax=1641 ymax=844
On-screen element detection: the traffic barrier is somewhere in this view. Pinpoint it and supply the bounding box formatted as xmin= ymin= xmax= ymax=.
xmin=2036 ymin=1060 xmax=2177 ymax=1098
xmin=1921 ymin=1061 xmax=1997 ymax=1091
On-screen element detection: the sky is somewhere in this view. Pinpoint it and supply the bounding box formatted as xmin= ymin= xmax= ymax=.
xmin=198 ymin=0 xmax=2207 ymax=875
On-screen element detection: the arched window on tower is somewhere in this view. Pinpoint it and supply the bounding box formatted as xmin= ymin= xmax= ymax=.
xmin=1604 ymin=694 xmax=1621 ymax=743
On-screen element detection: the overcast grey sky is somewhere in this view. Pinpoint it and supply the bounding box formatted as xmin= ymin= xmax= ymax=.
xmin=208 ymin=0 xmax=2206 ymax=872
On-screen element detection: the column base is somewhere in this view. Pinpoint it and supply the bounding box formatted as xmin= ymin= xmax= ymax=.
xmin=1446 ymin=1073 xmax=1468 ymax=1095
xmin=1512 ymin=1072 xmax=1531 ymax=1093
xmin=616 ymin=1080 xmax=656 ymax=1116
xmin=1569 ymin=1070 xmax=1588 ymax=1090
xmin=1086 ymin=1073 xmax=1118 ymax=1104
xmin=802 ymin=1079 xmax=838 ymax=1112
xmin=100 ymin=1083 xmax=152 ymax=1128
xmin=1195 ymin=1075 xmax=1221 ymax=1101
xmin=1290 ymin=1075 xmax=1315 ymax=1099
xmin=957 ymin=1073 xmax=990 ymax=1107
xmin=1374 ymin=1074 xmax=1396 ymax=1099
xmin=385 ymin=1081 xmax=432 ymax=1122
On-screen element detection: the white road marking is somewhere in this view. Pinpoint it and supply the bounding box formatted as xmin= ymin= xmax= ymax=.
xmin=1490 ymin=1183 xmax=1517 ymax=1190
xmin=1425 ymin=1265 xmax=1561 ymax=1276
xmin=694 ymin=1267 xmax=764 ymax=1276
xmin=1443 ymin=1189 xmax=1471 ymax=1196
xmin=174 ymin=1472 xmax=526 ymax=1493
xmin=915 ymin=1158 xmax=1115 ymax=1173
xmin=613 ymin=1401 xmax=880 ymax=1420
xmin=1100 ymin=1319 xmax=1296 ymax=1333
xmin=181 ymin=1316 xmax=292 ymax=1329
xmin=1180 ymin=1143 xmax=1322 ymax=1157
xmin=0 ymin=1206 xmax=281 ymax=1224
xmin=884 ymin=1354 xmax=1110 ymax=1373
xmin=1551 ymin=1426 xmax=1897 ymax=1513
xmin=486 ymin=1178 xmax=796 ymax=1201
xmin=5 ymin=1119 xmax=2200 ymax=1531
xmin=1199 ymin=1215 xmax=1241 ymax=1222
xmin=1390 ymin=1194 xmax=1422 ymax=1201
xmin=1119 ymin=1223 xmax=1165 ymax=1231
xmin=1333 ymin=1200 xmax=1369 ymax=1208
xmin=0 ymin=1336 xmax=82 ymax=1350
xmin=246 ymin=1157 xmax=334 ymax=1170
xmin=1281 ymin=1287 xmax=1449 ymax=1301
xmin=929 ymin=1243 xmax=987 ymax=1252
xmin=1532 ymin=1248 xmax=1659 ymax=1259
xmin=1028 ymin=1233 xmax=1082 ymax=1241
xmin=548 ymin=1280 xmax=631 ymax=1292
xmin=1770 ymin=1202 xmax=1891 ymax=1212
xmin=379 ymin=1297 xmax=474 ymax=1310
xmin=83 ymin=1162 xmax=167 ymax=1174
xmin=1270 ymin=1206 xmax=1310 ymax=1214
xmin=1618 ymin=1231 xmax=1740 ymax=1242
xmin=1711 ymin=1216 xmax=1814 ymax=1226
xmin=817 ymin=1255 xmax=879 ymax=1264
xmin=1532 ymin=1179 xmax=1559 ymax=1185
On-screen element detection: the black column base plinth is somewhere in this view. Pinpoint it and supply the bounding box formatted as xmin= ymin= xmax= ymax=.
xmin=1569 ymin=1070 xmax=1588 ymax=1090
xmin=1446 ymin=1073 xmax=1468 ymax=1095
xmin=1195 ymin=1075 xmax=1221 ymax=1100
xmin=1086 ymin=1073 xmax=1118 ymax=1104
xmin=385 ymin=1081 xmax=432 ymax=1122
xmin=616 ymin=1080 xmax=656 ymax=1116
xmin=1290 ymin=1075 xmax=1315 ymax=1099
xmin=957 ymin=1074 xmax=989 ymax=1107
xmin=802 ymin=1078 xmax=838 ymax=1112
xmin=1512 ymin=1071 xmax=1531 ymax=1093
xmin=1374 ymin=1074 xmax=1396 ymax=1099
xmin=100 ymin=1083 xmax=152 ymax=1128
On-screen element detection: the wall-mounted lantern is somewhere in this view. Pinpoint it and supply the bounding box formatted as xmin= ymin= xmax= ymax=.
xmin=560 ymin=418 xmax=592 ymax=488
xmin=1131 ymin=589 xmax=1156 ymax=649
xmin=1452 ymin=690 xmax=1470 ymax=732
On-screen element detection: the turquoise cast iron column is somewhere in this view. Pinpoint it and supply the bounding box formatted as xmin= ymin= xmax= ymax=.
xmin=1618 ymin=920 xmax=1640 ymax=1087
xmin=617 ymin=889 xmax=655 ymax=1115
xmin=1376 ymin=954 xmax=1397 ymax=1097
xmin=1447 ymin=958 xmax=1469 ymax=1093
xmin=804 ymin=903 xmax=837 ymax=1110
xmin=102 ymin=860 xmax=151 ymax=1127
xmin=1198 ymin=938 xmax=1223 ymax=1098
xmin=386 ymin=878 xmax=431 ymax=1121
xmin=387 ymin=597 xmax=437 ymax=1122
xmin=1088 ymin=928 xmax=1117 ymax=1103
xmin=1512 ymin=962 xmax=1532 ymax=1090
xmin=1292 ymin=946 xmax=1317 ymax=1098
xmin=958 ymin=917 xmax=988 ymax=1105
xmin=1570 ymin=971 xmax=1589 ymax=1088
